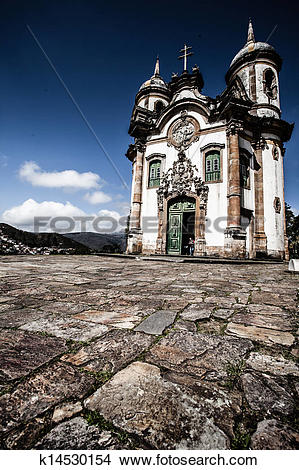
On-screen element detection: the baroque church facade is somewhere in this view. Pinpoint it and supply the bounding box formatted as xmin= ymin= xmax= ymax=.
xmin=125 ymin=20 xmax=293 ymax=259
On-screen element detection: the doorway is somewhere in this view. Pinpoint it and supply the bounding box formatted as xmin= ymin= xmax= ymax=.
xmin=167 ymin=197 xmax=196 ymax=255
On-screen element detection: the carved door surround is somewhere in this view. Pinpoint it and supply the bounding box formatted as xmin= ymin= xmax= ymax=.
xmin=156 ymin=150 xmax=209 ymax=255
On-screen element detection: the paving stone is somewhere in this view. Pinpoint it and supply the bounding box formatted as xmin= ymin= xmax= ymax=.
xmin=241 ymin=373 xmax=294 ymax=415
xmin=61 ymin=329 xmax=155 ymax=373
xmin=40 ymin=301 xmax=90 ymax=316
xmin=0 ymin=307 xmax=47 ymax=328
xmin=0 ymin=296 xmax=14 ymax=303
xmin=20 ymin=316 xmax=109 ymax=341
xmin=52 ymin=402 xmax=83 ymax=423
xmin=247 ymin=304 xmax=287 ymax=315
xmin=212 ymin=308 xmax=233 ymax=320
xmin=251 ymin=419 xmax=299 ymax=450
xmin=4 ymin=415 xmax=52 ymax=449
xmin=0 ymin=330 xmax=67 ymax=383
xmin=145 ymin=330 xmax=253 ymax=381
xmin=251 ymin=291 xmax=296 ymax=309
xmin=226 ymin=323 xmax=295 ymax=347
xmin=163 ymin=371 xmax=242 ymax=439
xmin=0 ymin=362 xmax=95 ymax=433
xmin=0 ymin=255 xmax=298 ymax=450
xmin=35 ymin=417 xmax=103 ymax=449
xmin=134 ymin=310 xmax=177 ymax=335
xmin=231 ymin=311 xmax=293 ymax=331
xmin=35 ymin=417 xmax=133 ymax=450
xmin=174 ymin=319 xmax=197 ymax=333
xmin=180 ymin=303 xmax=214 ymax=321
xmin=204 ymin=296 xmax=234 ymax=307
xmin=247 ymin=352 xmax=299 ymax=377
xmin=85 ymin=361 xmax=230 ymax=449
xmin=73 ymin=310 xmax=141 ymax=329
xmin=0 ymin=303 xmax=22 ymax=313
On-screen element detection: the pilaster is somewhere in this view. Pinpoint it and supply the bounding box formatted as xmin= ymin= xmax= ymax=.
xmin=127 ymin=139 xmax=146 ymax=254
xmin=225 ymin=120 xmax=246 ymax=257
xmin=252 ymin=138 xmax=267 ymax=257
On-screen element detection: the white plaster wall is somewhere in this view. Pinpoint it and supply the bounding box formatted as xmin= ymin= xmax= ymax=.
xmin=262 ymin=142 xmax=285 ymax=252
xmin=237 ymin=68 xmax=250 ymax=96
xmin=137 ymin=96 xmax=168 ymax=111
xmin=190 ymin=131 xmax=227 ymax=248
xmin=141 ymin=121 xmax=228 ymax=250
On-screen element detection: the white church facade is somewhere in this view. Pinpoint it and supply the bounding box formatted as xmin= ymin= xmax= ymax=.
xmin=125 ymin=21 xmax=293 ymax=259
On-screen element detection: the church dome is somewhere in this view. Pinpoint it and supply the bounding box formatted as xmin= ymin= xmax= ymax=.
xmin=226 ymin=19 xmax=282 ymax=83
xmin=139 ymin=74 xmax=167 ymax=90
xmin=139 ymin=57 xmax=168 ymax=91
xmin=230 ymin=41 xmax=275 ymax=68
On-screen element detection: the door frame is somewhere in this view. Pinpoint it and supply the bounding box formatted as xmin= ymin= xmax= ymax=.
xmin=167 ymin=197 xmax=196 ymax=254
xmin=157 ymin=191 xmax=206 ymax=256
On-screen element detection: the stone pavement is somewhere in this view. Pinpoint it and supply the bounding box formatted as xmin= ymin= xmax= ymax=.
xmin=0 ymin=255 xmax=298 ymax=450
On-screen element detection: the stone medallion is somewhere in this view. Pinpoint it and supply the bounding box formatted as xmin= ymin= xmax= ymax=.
xmin=168 ymin=112 xmax=200 ymax=149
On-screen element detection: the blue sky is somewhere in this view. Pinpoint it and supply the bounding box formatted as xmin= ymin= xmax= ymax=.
xmin=0 ymin=0 xmax=298 ymax=232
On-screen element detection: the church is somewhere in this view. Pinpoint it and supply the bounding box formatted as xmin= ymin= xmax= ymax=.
xmin=125 ymin=20 xmax=293 ymax=259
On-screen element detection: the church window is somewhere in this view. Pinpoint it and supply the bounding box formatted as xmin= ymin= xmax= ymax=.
xmin=205 ymin=151 xmax=220 ymax=182
xmin=240 ymin=155 xmax=250 ymax=188
xmin=154 ymin=100 xmax=165 ymax=114
xmin=149 ymin=160 xmax=161 ymax=187
xmin=263 ymin=69 xmax=277 ymax=100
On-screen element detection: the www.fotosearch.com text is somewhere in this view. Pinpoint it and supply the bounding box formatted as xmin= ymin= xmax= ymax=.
xmin=33 ymin=215 xmax=260 ymax=234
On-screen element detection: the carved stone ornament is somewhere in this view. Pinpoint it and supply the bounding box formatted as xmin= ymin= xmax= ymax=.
xmin=273 ymin=197 xmax=281 ymax=214
xmin=167 ymin=111 xmax=200 ymax=150
xmin=157 ymin=150 xmax=209 ymax=211
xmin=226 ymin=120 xmax=244 ymax=136
xmin=272 ymin=143 xmax=279 ymax=161
xmin=252 ymin=137 xmax=268 ymax=151
xmin=135 ymin=139 xmax=147 ymax=153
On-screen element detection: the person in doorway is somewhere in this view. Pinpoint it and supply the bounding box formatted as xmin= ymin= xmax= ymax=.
xmin=188 ymin=237 xmax=195 ymax=256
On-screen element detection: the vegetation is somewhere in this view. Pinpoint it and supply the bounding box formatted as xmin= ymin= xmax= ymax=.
xmin=285 ymin=203 xmax=299 ymax=258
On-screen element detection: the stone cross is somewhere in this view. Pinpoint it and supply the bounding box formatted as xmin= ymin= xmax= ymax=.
xmin=178 ymin=44 xmax=193 ymax=72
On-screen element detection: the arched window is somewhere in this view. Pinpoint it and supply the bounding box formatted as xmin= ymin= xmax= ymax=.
xmin=154 ymin=100 xmax=165 ymax=114
xmin=263 ymin=69 xmax=277 ymax=100
xmin=149 ymin=160 xmax=161 ymax=187
xmin=240 ymin=155 xmax=250 ymax=188
xmin=205 ymin=151 xmax=221 ymax=182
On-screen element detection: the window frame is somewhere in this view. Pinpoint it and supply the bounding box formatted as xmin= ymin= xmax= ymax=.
xmin=146 ymin=154 xmax=166 ymax=189
xmin=201 ymin=143 xmax=224 ymax=184
xmin=240 ymin=153 xmax=251 ymax=190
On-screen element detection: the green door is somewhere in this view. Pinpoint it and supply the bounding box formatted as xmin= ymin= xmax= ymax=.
xmin=167 ymin=213 xmax=182 ymax=254
xmin=167 ymin=198 xmax=195 ymax=255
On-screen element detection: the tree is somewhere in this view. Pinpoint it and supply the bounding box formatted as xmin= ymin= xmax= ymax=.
xmin=285 ymin=203 xmax=299 ymax=258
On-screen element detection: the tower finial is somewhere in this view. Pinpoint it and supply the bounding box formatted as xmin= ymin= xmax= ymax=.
xmin=154 ymin=56 xmax=160 ymax=76
xmin=178 ymin=44 xmax=193 ymax=72
xmin=247 ymin=18 xmax=255 ymax=44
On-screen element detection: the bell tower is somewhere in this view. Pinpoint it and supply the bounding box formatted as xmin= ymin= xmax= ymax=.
xmin=226 ymin=19 xmax=282 ymax=119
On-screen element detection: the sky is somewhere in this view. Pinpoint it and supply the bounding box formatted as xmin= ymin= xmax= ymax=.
xmin=0 ymin=0 xmax=298 ymax=233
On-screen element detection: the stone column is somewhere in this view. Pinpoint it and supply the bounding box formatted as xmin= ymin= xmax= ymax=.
xmin=281 ymin=145 xmax=289 ymax=261
xmin=195 ymin=202 xmax=207 ymax=256
xmin=127 ymin=140 xmax=145 ymax=254
xmin=252 ymin=139 xmax=267 ymax=257
xmin=225 ymin=120 xmax=246 ymax=258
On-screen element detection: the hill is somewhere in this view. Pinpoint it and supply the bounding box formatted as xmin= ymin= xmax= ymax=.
xmin=0 ymin=223 xmax=91 ymax=255
xmin=64 ymin=232 xmax=126 ymax=253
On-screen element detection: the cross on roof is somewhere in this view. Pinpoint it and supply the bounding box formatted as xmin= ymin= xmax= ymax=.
xmin=178 ymin=44 xmax=193 ymax=72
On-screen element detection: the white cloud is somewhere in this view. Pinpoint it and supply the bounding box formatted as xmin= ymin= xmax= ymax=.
xmin=0 ymin=154 xmax=8 ymax=168
xmin=1 ymin=200 xmax=128 ymax=233
xmin=84 ymin=191 xmax=112 ymax=205
xmin=1 ymin=198 xmax=86 ymax=229
xmin=19 ymin=161 xmax=101 ymax=190
xmin=291 ymin=206 xmax=299 ymax=216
